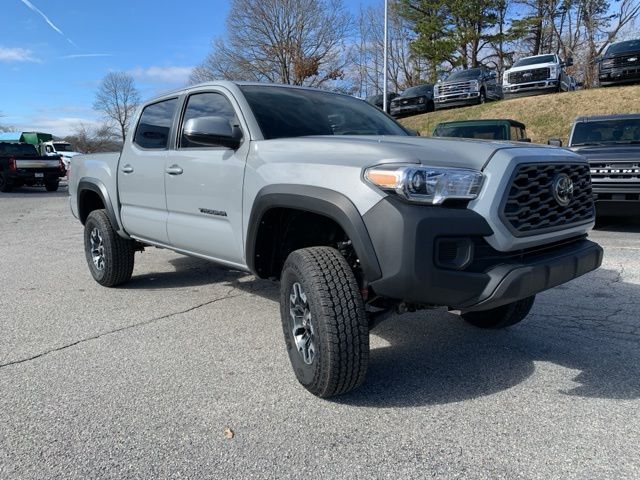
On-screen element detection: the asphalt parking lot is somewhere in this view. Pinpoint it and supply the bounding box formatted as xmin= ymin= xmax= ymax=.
xmin=1 ymin=185 xmax=639 ymax=479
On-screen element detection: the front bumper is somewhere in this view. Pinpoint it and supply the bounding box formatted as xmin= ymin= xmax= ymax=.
xmin=434 ymin=92 xmax=480 ymax=108
xmin=390 ymin=103 xmax=428 ymax=117
xmin=363 ymin=197 xmax=603 ymax=312
xmin=503 ymin=80 xmax=557 ymax=97
xmin=592 ymin=184 xmax=640 ymax=215
xmin=599 ymin=66 xmax=640 ymax=85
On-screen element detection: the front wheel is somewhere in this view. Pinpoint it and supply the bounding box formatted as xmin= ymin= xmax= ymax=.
xmin=280 ymin=247 xmax=369 ymax=398
xmin=478 ymin=90 xmax=486 ymax=104
xmin=84 ymin=209 xmax=136 ymax=287
xmin=461 ymin=296 xmax=535 ymax=329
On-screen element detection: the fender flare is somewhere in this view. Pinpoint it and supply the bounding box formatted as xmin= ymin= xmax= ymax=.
xmin=246 ymin=185 xmax=382 ymax=282
xmin=77 ymin=178 xmax=126 ymax=237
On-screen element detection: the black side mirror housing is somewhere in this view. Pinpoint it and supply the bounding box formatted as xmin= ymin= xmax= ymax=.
xmin=183 ymin=116 xmax=242 ymax=149
xmin=548 ymin=138 xmax=563 ymax=147
xmin=566 ymin=57 xmax=574 ymax=67
xmin=520 ymin=137 xmax=532 ymax=143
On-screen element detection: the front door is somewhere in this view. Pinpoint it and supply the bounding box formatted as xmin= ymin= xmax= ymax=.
xmin=165 ymin=90 xmax=248 ymax=267
xmin=118 ymin=97 xmax=179 ymax=244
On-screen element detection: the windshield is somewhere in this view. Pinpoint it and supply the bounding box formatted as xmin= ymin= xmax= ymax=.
xmin=513 ymin=55 xmax=555 ymax=67
xmin=571 ymin=118 xmax=640 ymax=145
xmin=400 ymin=85 xmax=432 ymax=97
xmin=605 ymin=39 xmax=640 ymax=56
xmin=446 ymin=69 xmax=481 ymax=81
xmin=433 ymin=124 xmax=507 ymax=140
xmin=239 ymin=86 xmax=408 ymax=139
xmin=53 ymin=143 xmax=73 ymax=152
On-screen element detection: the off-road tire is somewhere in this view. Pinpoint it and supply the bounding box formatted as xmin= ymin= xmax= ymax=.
xmin=0 ymin=174 xmax=13 ymax=193
xmin=45 ymin=180 xmax=59 ymax=192
xmin=280 ymin=247 xmax=369 ymax=398
xmin=461 ymin=295 xmax=535 ymax=329
xmin=84 ymin=209 xmax=135 ymax=287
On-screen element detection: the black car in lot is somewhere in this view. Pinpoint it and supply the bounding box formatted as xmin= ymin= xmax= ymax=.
xmin=599 ymin=39 xmax=640 ymax=86
xmin=0 ymin=142 xmax=65 ymax=192
xmin=389 ymin=84 xmax=434 ymax=117
xmin=365 ymin=92 xmax=398 ymax=112
xmin=567 ymin=114 xmax=640 ymax=216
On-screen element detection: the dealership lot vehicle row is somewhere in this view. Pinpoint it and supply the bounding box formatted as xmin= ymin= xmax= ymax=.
xmin=1 ymin=190 xmax=639 ymax=479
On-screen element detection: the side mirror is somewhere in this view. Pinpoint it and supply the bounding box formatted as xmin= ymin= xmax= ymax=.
xmin=489 ymin=71 xmax=497 ymax=79
xmin=548 ymin=138 xmax=563 ymax=147
xmin=183 ymin=116 xmax=242 ymax=149
xmin=520 ymin=137 xmax=532 ymax=143
xmin=565 ymin=57 xmax=574 ymax=67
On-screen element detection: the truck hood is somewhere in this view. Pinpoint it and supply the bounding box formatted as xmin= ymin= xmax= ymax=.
xmin=254 ymin=135 xmax=552 ymax=171
xmin=506 ymin=62 xmax=556 ymax=74
xmin=570 ymin=144 xmax=640 ymax=161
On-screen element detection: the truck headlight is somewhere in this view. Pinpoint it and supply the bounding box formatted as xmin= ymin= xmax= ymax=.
xmin=364 ymin=165 xmax=484 ymax=205
xmin=549 ymin=66 xmax=558 ymax=78
xmin=469 ymin=80 xmax=479 ymax=91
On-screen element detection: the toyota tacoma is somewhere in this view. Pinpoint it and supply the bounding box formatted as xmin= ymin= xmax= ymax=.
xmin=69 ymin=82 xmax=603 ymax=398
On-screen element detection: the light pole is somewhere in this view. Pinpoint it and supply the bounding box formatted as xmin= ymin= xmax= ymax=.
xmin=382 ymin=0 xmax=388 ymax=113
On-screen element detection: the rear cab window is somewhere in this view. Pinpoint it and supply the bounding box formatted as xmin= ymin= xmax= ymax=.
xmin=134 ymin=98 xmax=179 ymax=149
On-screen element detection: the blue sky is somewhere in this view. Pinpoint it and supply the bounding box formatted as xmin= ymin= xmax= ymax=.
xmin=1 ymin=0 xmax=374 ymax=136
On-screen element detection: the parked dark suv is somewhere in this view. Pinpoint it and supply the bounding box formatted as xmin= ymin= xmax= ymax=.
xmin=365 ymin=92 xmax=398 ymax=112
xmin=389 ymin=85 xmax=434 ymax=117
xmin=567 ymin=114 xmax=640 ymax=216
xmin=598 ymin=39 xmax=640 ymax=86
xmin=434 ymin=67 xmax=502 ymax=109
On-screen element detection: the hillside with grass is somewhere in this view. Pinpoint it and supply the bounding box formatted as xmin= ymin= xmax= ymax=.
xmin=399 ymin=85 xmax=640 ymax=145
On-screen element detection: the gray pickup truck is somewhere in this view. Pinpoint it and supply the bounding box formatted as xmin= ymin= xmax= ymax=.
xmin=69 ymin=82 xmax=603 ymax=398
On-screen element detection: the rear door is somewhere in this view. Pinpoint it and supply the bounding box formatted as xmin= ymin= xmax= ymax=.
xmin=118 ymin=97 xmax=179 ymax=244
xmin=164 ymin=89 xmax=249 ymax=266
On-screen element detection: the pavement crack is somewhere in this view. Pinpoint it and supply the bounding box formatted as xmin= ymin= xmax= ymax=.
xmin=0 ymin=289 xmax=243 ymax=369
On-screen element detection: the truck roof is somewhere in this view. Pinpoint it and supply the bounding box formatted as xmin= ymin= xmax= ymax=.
xmin=435 ymin=119 xmax=526 ymax=129
xmin=574 ymin=113 xmax=640 ymax=123
xmin=143 ymin=81 xmax=359 ymax=104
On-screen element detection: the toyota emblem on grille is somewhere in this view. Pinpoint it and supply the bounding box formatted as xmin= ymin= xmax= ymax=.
xmin=552 ymin=173 xmax=574 ymax=206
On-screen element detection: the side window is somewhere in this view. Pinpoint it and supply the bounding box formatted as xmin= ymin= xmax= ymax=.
xmin=45 ymin=145 xmax=53 ymax=153
xmin=510 ymin=126 xmax=520 ymax=140
xmin=180 ymin=92 xmax=239 ymax=148
xmin=134 ymin=98 xmax=178 ymax=149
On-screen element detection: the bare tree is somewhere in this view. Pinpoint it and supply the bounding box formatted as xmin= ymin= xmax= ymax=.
xmin=190 ymin=0 xmax=352 ymax=88
xmin=93 ymin=72 xmax=140 ymax=141
xmin=64 ymin=123 xmax=122 ymax=153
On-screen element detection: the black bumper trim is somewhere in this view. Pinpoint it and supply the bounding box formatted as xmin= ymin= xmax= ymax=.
xmin=363 ymin=197 xmax=602 ymax=311
xmin=458 ymin=239 xmax=603 ymax=312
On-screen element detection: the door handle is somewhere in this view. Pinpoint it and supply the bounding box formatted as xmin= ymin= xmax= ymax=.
xmin=165 ymin=165 xmax=183 ymax=175
xmin=121 ymin=164 xmax=134 ymax=174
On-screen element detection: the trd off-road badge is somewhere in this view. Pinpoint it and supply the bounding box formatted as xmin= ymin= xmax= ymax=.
xmin=552 ymin=173 xmax=574 ymax=206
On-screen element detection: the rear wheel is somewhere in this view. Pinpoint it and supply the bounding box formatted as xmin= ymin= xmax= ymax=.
xmin=280 ymin=247 xmax=369 ymax=397
xmin=45 ymin=180 xmax=59 ymax=192
xmin=0 ymin=173 xmax=12 ymax=193
xmin=84 ymin=209 xmax=136 ymax=287
xmin=461 ymin=296 xmax=535 ymax=329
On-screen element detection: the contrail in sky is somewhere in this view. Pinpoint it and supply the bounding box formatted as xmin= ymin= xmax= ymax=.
xmin=19 ymin=0 xmax=78 ymax=47
xmin=62 ymin=53 xmax=113 ymax=59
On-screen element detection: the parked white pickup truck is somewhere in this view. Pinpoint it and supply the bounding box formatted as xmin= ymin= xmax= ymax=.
xmin=69 ymin=82 xmax=603 ymax=397
xmin=502 ymin=54 xmax=574 ymax=97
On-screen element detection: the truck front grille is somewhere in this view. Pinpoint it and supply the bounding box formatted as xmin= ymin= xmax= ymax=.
xmin=508 ymin=67 xmax=550 ymax=84
xmin=438 ymin=81 xmax=472 ymax=95
xmin=501 ymin=163 xmax=594 ymax=236
xmin=609 ymin=54 xmax=640 ymax=69
xmin=589 ymin=162 xmax=640 ymax=182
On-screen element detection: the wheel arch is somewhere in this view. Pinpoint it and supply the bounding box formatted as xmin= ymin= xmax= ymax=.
xmin=246 ymin=185 xmax=382 ymax=282
xmin=77 ymin=178 xmax=124 ymax=236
